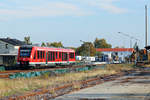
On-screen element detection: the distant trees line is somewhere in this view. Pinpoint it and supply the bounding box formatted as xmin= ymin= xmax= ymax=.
xmin=24 ymin=36 xmax=112 ymax=56
xmin=24 ymin=36 xmax=64 ymax=48
xmin=41 ymin=42 xmax=63 ymax=48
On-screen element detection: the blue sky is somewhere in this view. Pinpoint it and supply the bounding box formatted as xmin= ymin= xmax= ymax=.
xmin=0 ymin=0 xmax=149 ymax=48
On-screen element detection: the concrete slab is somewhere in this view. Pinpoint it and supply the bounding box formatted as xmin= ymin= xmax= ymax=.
xmin=54 ymin=70 xmax=150 ymax=100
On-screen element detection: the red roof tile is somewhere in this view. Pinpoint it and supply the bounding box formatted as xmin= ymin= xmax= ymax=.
xmin=96 ymin=48 xmax=134 ymax=52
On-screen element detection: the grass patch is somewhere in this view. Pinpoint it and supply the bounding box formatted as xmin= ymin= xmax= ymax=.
xmin=142 ymin=64 xmax=150 ymax=67
xmin=0 ymin=64 xmax=134 ymax=98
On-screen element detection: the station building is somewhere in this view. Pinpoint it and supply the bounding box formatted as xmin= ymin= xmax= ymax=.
xmin=0 ymin=38 xmax=26 ymax=66
xmin=96 ymin=48 xmax=134 ymax=62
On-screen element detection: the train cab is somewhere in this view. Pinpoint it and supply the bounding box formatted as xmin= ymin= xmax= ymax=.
xmin=17 ymin=45 xmax=33 ymax=67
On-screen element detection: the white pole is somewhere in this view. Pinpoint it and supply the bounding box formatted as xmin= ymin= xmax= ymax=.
xmin=145 ymin=5 xmax=148 ymax=47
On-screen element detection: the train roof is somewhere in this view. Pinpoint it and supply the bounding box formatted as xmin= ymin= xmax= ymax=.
xmin=20 ymin=45 xmax=75 ymax=52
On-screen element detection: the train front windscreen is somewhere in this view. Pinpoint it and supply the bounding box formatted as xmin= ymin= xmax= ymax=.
xmin=19 ymin=47 xmax=32 ymax=58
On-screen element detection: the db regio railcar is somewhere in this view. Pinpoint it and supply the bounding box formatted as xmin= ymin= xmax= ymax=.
xmin=17 ymin=45 xmax=76 ymax=68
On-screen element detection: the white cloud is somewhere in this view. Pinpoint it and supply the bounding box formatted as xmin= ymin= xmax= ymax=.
xmin=74 ymin=0 xmax=128 ymax=14
xmin=99 ymin=3 xmax=128 ymax=14
xmin=0 ymin=0 xmax=128 ymax=20
xmin=0 ymin=1 xmax=91 ymax=20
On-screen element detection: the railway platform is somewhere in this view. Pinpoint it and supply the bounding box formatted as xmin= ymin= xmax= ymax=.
xmin=54 ymin=69 xmax=150 ymax=100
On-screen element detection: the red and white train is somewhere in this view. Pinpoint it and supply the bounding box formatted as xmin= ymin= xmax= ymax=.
xmin=17 ymin=45 xmax=76 ymax=68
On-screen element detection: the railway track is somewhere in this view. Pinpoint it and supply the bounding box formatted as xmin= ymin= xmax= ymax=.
xmin=0 ymin=64 xmax=93 ymax=78
xmin=7 ymin=70 xmax=135 ymax=100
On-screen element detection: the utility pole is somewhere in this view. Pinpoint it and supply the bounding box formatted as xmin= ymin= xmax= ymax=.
xmin=145 ymin=5 xmax=148 ymax=47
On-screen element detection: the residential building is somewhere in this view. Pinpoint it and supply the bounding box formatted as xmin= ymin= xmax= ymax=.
xmin=0 ymin=37 xmax=26 ymax=65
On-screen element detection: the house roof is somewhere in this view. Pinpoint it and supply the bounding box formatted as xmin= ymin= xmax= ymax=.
xmin=0 ymin=38 xmax=26 ymax=46
xmin=96 ymin=48 xmax=134 ymax=52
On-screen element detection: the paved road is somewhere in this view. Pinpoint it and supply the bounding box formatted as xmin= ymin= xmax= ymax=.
xmin=54 ymin=69 xmax=150 ymax=100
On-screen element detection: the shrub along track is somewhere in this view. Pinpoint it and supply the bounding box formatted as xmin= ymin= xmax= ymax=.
xmin=0 ymin=65 xmax=87 ymax=78
xmin=6 ymin=70 xmax=136 ymax=100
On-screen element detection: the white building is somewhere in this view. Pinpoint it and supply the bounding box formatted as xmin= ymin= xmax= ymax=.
xmin=76 ymin=56 xmax=95 ymax=62
xmin=96 ymin=48 xmax=134 ymax=62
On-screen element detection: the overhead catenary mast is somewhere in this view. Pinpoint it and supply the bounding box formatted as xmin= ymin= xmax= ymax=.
xmin=145 ymin=5 xmax=148 ymax=47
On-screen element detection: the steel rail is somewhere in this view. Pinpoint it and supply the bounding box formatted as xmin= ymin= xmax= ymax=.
xmin=7 ymin=71 xmax=133 ymax=100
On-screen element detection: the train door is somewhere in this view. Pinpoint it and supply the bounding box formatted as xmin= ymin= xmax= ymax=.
xmin=55 ymin=52 xmax=57 ymax=62
xmin=33 ymin=50 xmax=36 ymax=62
xmin=59 ymin=52 xmax=62 ymax=62
xmin=67 ymin=52 xmax=69 ymax=64
xmin=46 ymin=51 xmax=48 ymax=65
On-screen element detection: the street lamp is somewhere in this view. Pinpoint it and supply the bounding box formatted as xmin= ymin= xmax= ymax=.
xmin=118 ymin=32 xmax=140 ymax=63
xmin=118 ymin=32 xmax=140 ymax=48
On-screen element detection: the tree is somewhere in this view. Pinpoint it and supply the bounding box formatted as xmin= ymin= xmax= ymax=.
xmin=114 ymin=46 xmax=119 ymax=48
xmin=51 ymin=42 xmax=63 ymax=47
xmin=46 ymin=42 xmax=51 ymax=47
xmin=94 ymin=38 xmax=112 ymax=48
xmin=76 ymin=42 xmax=96 ymax=56
xmin=24 ymin=36 xmax=32 ymax=45
xmin=44 ymin=42 xmax=64 ymax=47
xmin=114 ymin=46 xmax=125 ymax=48
xmin=67 ymin=47 xmax=77 ymax=51
xmin=96 ymin=52 xmax=103 ymax=58
xmin=41 ymin=42 xmax=46 ymax=47
xmin=49 ymin=42 xmax=63 ymax=47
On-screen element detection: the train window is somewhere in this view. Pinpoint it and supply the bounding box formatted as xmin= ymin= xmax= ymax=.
xmin=43 ymin=51 xmax=45 ymax=59
xmin=59 ymin=52 xmax=61 ymax=59
xmin=56 ymin=52 xmax=57 ymax=59
xmin=38 ymin=51 xmax=40 ymax=59
xmin=40 ymin=51 xmax=42 ymax=59
xmin=48 ymin=51 xmax=50 ymax=61
xmin=47 ymin=52 xmax=49 ymax=61
xmin=53 ymin=52 xmax=55 ymax=61
xmin=47 ymin=51 xmax=49 ymax=61
xmin=37 ymin=51 xmax=40 ymax=59
xmin=34 ymin=51 xmax=36 ymax=59
xmin=62 ymin=52 xmax=64 ymax=61
xmin=20 ymin=47 xmax=32 ymax=58
xmin=66 ymin=53 xmax=68 ymax=61
xmin=51 ymin=52 xmax=53 ymax=61
xmin=39 ymin=51 xmax=41 ymax=59
xmin=42 ymin=51 xmax=43 ymax=59
xmin=52 ymin=52 xmax=53 ymax=61
xmin=62 ymin=52 xmax=67 ymax=61
xmin=69 ymin=53 xmax=74 ymax=58
xmin=49 ymin=51 xmax=52 ymax=61
xmin=64 ymin=53 xmax=68 ymax=61
xmin=50 ymin=52 xmax=51 ymax=61
xmin=64 ymin=53 xmax=65 ymax=61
